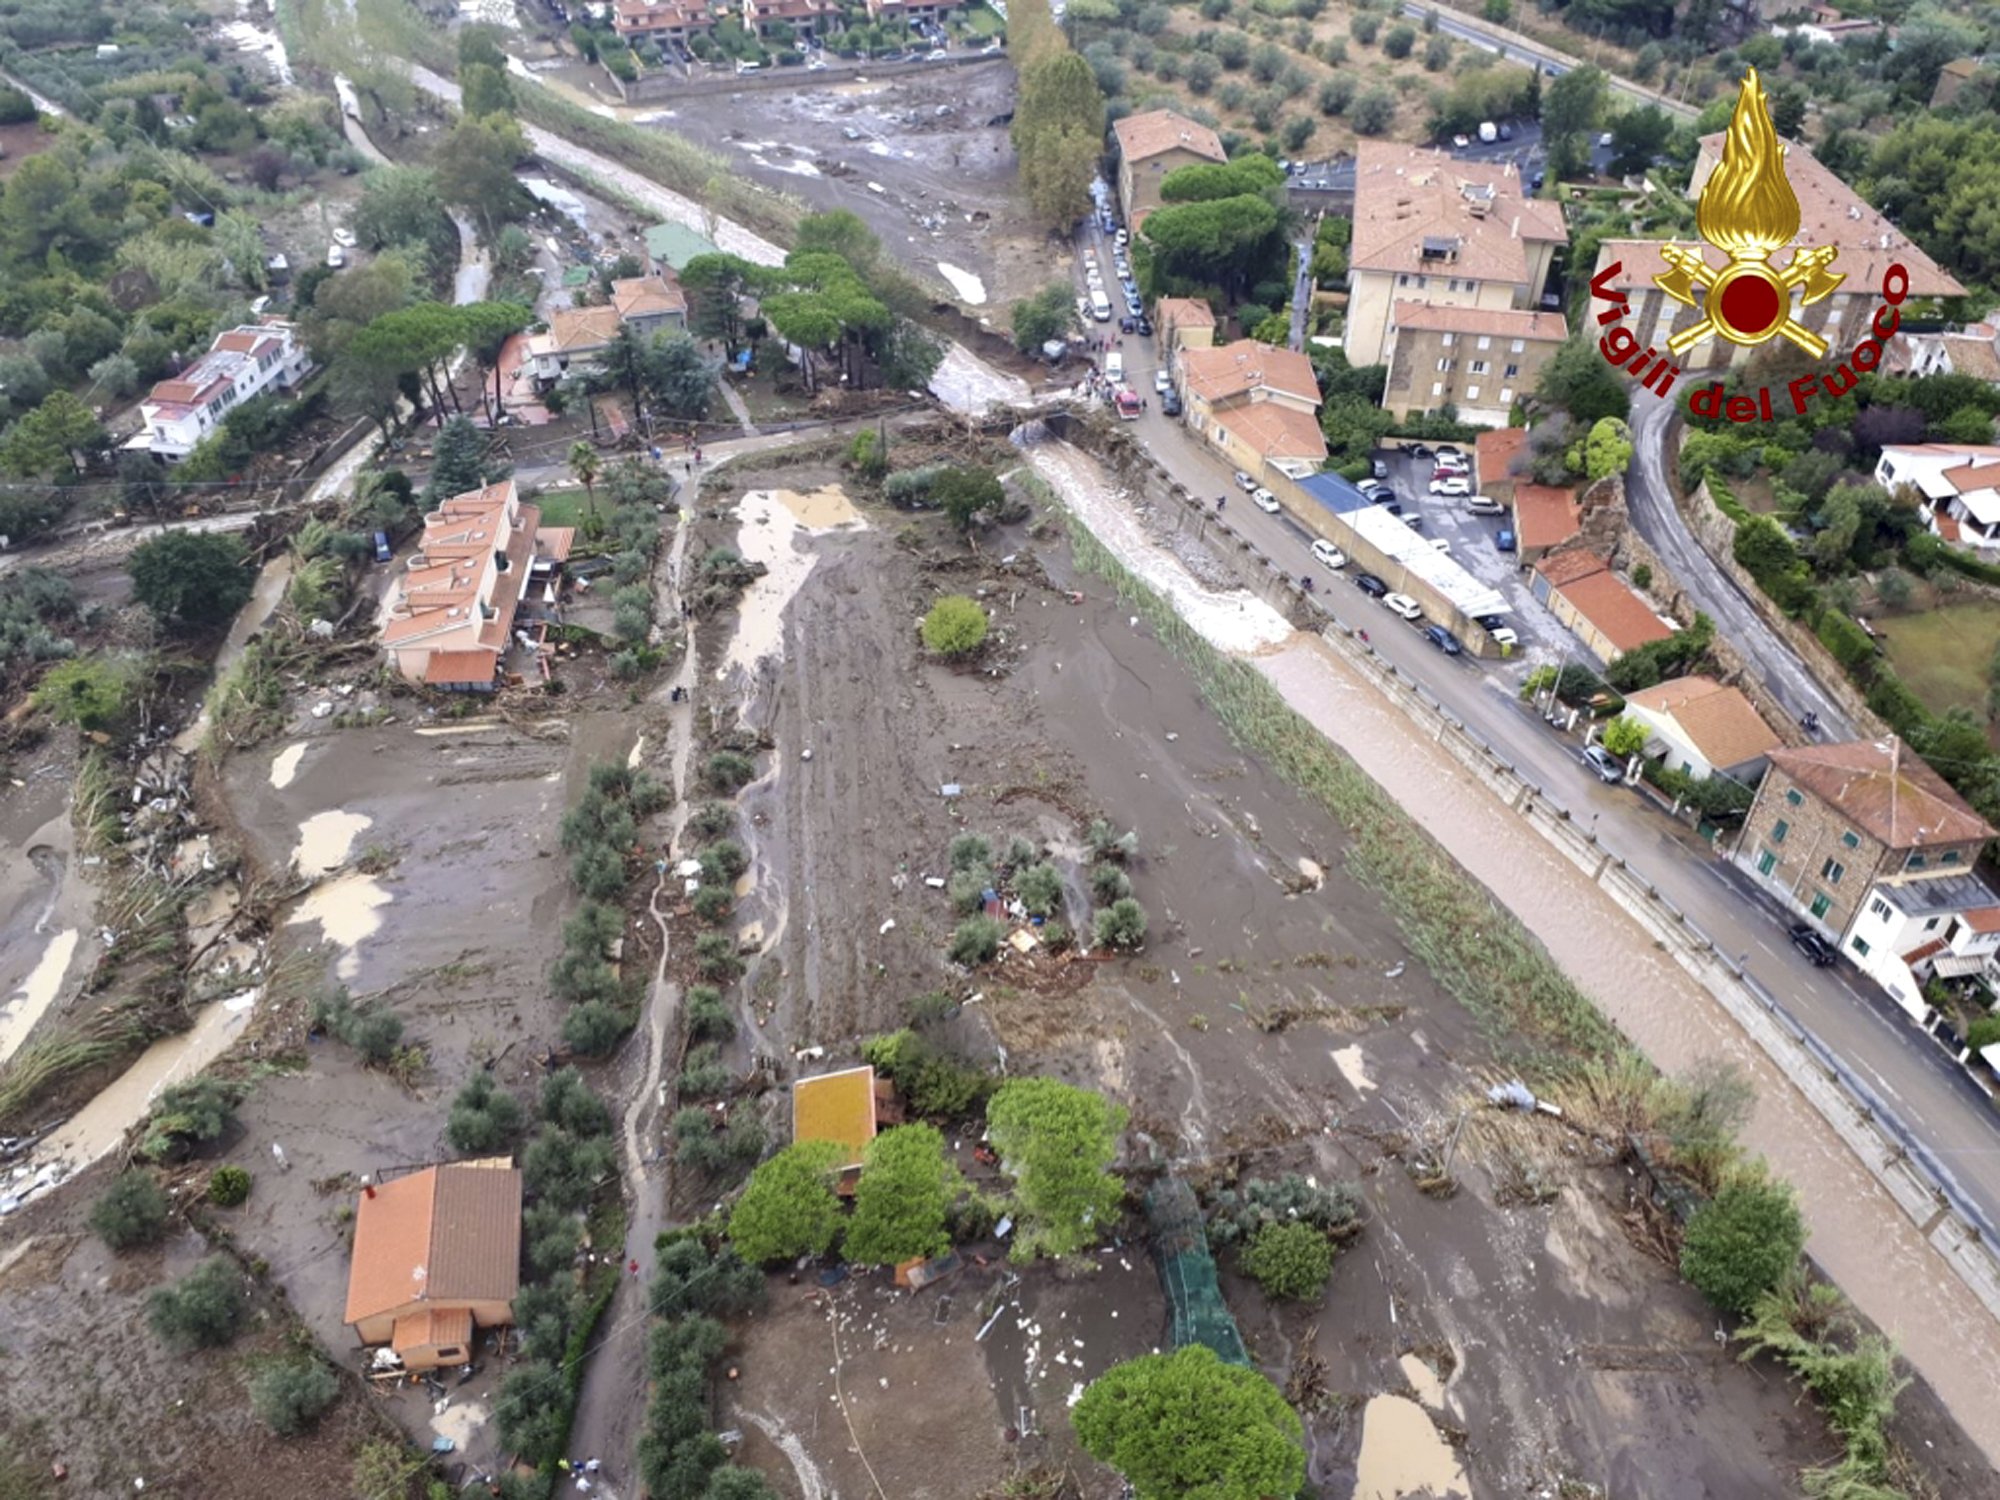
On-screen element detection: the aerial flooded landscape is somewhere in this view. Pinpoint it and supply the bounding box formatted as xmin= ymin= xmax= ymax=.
xmin=12 ymin=0 xmax=2000 ymax=1497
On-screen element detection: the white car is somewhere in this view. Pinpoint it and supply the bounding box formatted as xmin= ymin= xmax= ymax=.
xmin=1235 ymin=471 xmax=1257 ymax=491
xmin=332 ymin=226 xmax=357 ymax=248
xmin=1487 ymin=626 xmax=1519 ymax=648
xmin=326 ymin=244 xmax=346 ymax=268
xmin=1115 ymin=228 xmax=1129 ymax=246
xmin=1430 ymin=538 xmax=1453 ymax=555
xmin=1310 ymin=538 xmax=1347 ymax=569
xmin=1252 ymin=488 xmax=1281 ymax=514
xmin=1452 ymin=134 xmax=1470 ymax=148
xmin=1383 ymin=592 xmax=1424 ymax=621
xmin=1432 ymin=455 xmax=1469 ymax=475
xmin=1153 ymin=369 xmax=1172 ymax=394
xmin=1465 ymin=494 xmax=1503 ymax=515
xmin=1429 ymin=475 xmax=1472 ymax=497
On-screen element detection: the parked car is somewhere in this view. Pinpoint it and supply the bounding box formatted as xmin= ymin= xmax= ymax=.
xmin=1452 ymin=133 xmax=1471 ymax=148
xmin=1423 ymin=624 xmax=1463 ymax=655
xmin=1309 ymin=538 xmax=1347 ymax=569
xmin=1371 ymin=457 xmax=1389 ymax=479
xmin=1120 ymin=315 xmax=1137 ymax=333
xmin=1790 ymin=923 xmax=1838 ymax=966
xmin=326 ymin=244 xmax=346 ymax=268
xmin=1429 ymin=476 xmax=1472 ymax=496
xmin=1234 ymin=471 xmax=1257 ymax=491
xmin=1487 ymin=625 xmax=1519 ymax=648
xmin=332 ymin=226 xmax=357 ymax=248
xmin=1383 ymin=592 xmax=1424 ymax=621
xmin=1252 ymin=488 xmax=1281 ymax=513
xmin=1154 ymin=368 xmax=1172 ymax=393
xmin=1354 ymin=572 xmax=1389 ymax=598
xmin=1496 ymin=527 xmax=1516 ymax=552
xmin=1104 ymin=351 xmax=1123 ymax=383
xmin=1580 ymin=745 xmax=1624 ymax=784
xmin=1134 ymin=315 xmax=1153 ymax=336
xmin=1115 ymin=227 xmax=1129 ymax=246
xmin=1434 ymin=445 xmax=1465 ymax=464
xmin=1465 ymin=494 xmax=1503 ymax=515
xmin=372 ymin=530 xmax=392 ymax=564
xmin=1433 ymin=453 xmax=1469 ymax=474
xmin=1406 ymin=443 xmax=1433 ymax=459
xmin=1430 ymin=537 xmax=1453 ymax=555
xmin=1160 ymin=389 xmax=1181 ymax=416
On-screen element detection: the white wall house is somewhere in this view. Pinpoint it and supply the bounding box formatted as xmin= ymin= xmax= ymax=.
xmin=1618 ymin=675 xmax=1781 ymax=783
xmin=1842 ymin=875 xmax=2000 ymax=1019
xmin=137 ymin=320 xmax=311 ymax=458
xmin=1874 ymin=443 xmax=2000 ymax=548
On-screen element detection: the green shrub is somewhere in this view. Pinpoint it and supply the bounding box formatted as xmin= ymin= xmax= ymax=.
xmin=704 ymin=750 xmax=757 ymax=792
xmin=949 ymin=916 xmax=1004 ymax=966
xmin=948 ymin=864 xmax=995 ymax=915
xmin=1966 ymin=1015 xmax=2000 ymax=1052
xmin=1240 ymin=1221 xmax=1334 ymax=1301
xmin=541 ymin=1067 xmax=614 ymax=1138
xmin=1086 ymin=818 xmax=1138 ymax=862
xmin=688 ymin=801 xmax=737 ymax=840
xmin=695 ymin=931 xmax=744 ymax=981
xmin=691 ymin=885 xmax=734 ymax=923
xmin=1093 ymin=897 xmax=1148 ymax=950
xmin=921 ymin=595 xmax=989 ymax=657
xmin=1014 ymin=863 xmax=1064 ymax=917
xmin=906 ymin=989 xmax=956 ymax=1026
xmin=248 ymin=1358 xmax=339 ymax=1435
xmin=679 ymin=1042 xmax=733 ymax=1098
xmin=138 ymin=1077 xmax=242 ymax=1161
xmin=563 ymin=1000 xmax=629 ymax=1056
xmin=207 ymin=1165 xmax=252 ymax=1207
xmin=1207 ymin=1174 xmax=1364 ymax=1249
xmin=862 ymin=1029 xmax=992 ymax=1118
xmin=686 ymin=985 xmax=736 ymax=1041
xmin=571 ymin=843 xmax=628 ymax=902
xmin=148 ymin=1257 xmax=247 ymax=1350
xmin=1089 ymin=862 xmax=1131 ymax=905
xmin=447 ymin=1076 xmax=528 ymax=1155
xmin=949 ymin=833 xmax=992 ymax=871
xmin=1040 ymin=920 xmax=1072 ymax=952
xmin=1681 ymin=1170 xmax=1806 ymax=1314
xmin=90 ymin=1171 xmax=170 ymax=1251
xmin=700 ymin=840 xmax=749 ymax=883
xmin=728 ymin=1140 xmax=846 ymax=1264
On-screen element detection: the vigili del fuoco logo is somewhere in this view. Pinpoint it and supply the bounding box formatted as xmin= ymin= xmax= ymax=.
xmin=1587 ymin=66 xmax=1912 ymax=423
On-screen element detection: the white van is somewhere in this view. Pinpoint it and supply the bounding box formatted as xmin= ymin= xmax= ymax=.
xmin=1090 ymin=290 xmax=1112 ymax=322
xmin=1104 ymin=351 xmax=1124 ymax=382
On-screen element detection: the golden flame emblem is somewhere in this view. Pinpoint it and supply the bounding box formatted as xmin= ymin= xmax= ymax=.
xmin=1655 ymin=68 xmax=1844 ymax=357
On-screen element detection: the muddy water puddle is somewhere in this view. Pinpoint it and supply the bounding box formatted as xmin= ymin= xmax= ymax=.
xmin=292 ymin=809 xmax=371 ymax=877
xmin=722 ymin=487 xmax=867 ymax=679
xmin=0 ymin=927 xmax=78 ymax=1065
xmin=1353 ymin=1394 xmax=1469 ymax=1500
xmin=288 ymin=872 xmax=391 ymax=981
xmin=269 ymin=742 xmax=306 ymax=790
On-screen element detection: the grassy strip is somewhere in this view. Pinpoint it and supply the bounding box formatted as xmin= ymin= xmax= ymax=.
xmin=1035 ymin=478 xmax=1627 ymax=1070
xmin=0 ymin=1021 xmax=148 ymax=1130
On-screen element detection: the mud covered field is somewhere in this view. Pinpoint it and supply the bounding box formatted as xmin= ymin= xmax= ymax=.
xmin=690 ymin=453 xmax=1980 ymax=1497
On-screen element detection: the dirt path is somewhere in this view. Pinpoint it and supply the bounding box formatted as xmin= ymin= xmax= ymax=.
xmin=719 ymin=382 xmax=760 ymax=437
xmin=568 ymin=512 xmax=702 ymax=1491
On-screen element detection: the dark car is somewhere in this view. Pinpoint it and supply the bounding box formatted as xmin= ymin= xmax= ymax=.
xmin=1496 ymin=527 xmax=1517 ymax=552
xmin=1406 ymin=442 xmax=1433 ymax=459
xmin=1160 ymin=389 xmax=1182 ymax=416
xmin=1474 ymin=613 xmax=1508 ymax=634
xmin=1423 ymin=624 xmax=1463 ymax=655
xmin=1354 ymin=572 xmax=1389 ymax=598
xmin=372 ymin=530 xmax=392 ymax=564
xmin=1789 ymin=923 xmax=1838 ymax=966
xmin=1135 ymin=315 xmax=1153 ymax=336
xmin=1120 ymin=315 xmax=1136 ymax=333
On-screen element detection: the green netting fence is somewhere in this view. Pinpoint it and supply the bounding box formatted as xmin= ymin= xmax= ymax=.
xmin=1144 ymin=1177 xmax=1249 ymax=1367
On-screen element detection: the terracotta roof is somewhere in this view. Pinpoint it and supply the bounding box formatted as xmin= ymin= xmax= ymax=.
xmin=1515 ymin=484 xmax=1582 ymax=551
xmin=1351 ymin=141 xmax=1566 ymax=287
xmin=1945 ymin=460 xmax=2000 ymax=493
xmin=1766 ymin=738 xmax=1995 ymax=849
xmin=424 ymin=649 xmax=500 ymax=686
xmin=614 ymin=0 xmax=713 ymax=25
xmin=1966 ymin=906 xmax=2000 ymax=933
xmin=1476 ymin=427 xmax=1529 ymax=487
xmin=1178 ymin=339 xmax=1321 ymax=406
xmin=545 ymin=305 xmax=625 ymax=354
xmin=1388 ymin=302 xmax=1569 ymax=341
xmin=1592 ymin=138 xmax=1963 ymax=301
xmin=382 ymin=483 xmax=549 ymax=660
xmin=1942 ymin=57 xmax=1983 ymax=79
xmin=536 ymin=527 xmax=576 ymax=565
xmin=1533 ymin=547 xmax=1606 ymax=588
xmin=1939 ymin=513 xmax=1965 ymax=543
xmin=1943 ymin=338 xmax=2000 ymax=384
xmin=1621 ymin=675 xmax=1782 ymax=770
xmin=611 ymin=274 xmax=687 ymax=320
xmin=344 ymin=1162 xmax=522 ymax=1327
xmin=392 ymin=1306 xmax=473 ymax=1354
xmin=1112 ymin=109 xmax=1226 ymax=166
xmin=1555 ymin=570 xmax=1674 ymax=654
xmin=1216 ymin=401 xmax=1328 ymax=463
xmin=1157 ymin=297 xmax=1216 ymax=331
xmin=1903 ymin=937 xmax=1949 ymax=965
xmin=792 ymin=1066 xmax=878 ymax=1172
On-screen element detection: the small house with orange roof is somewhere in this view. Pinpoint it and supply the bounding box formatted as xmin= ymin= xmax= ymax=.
xmin=343 ymin=1160 xmax=521 ymax=1371
xmin=380 ymin=480 xmax=575 ymax=691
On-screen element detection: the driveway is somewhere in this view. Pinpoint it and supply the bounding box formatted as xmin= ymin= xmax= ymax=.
xmin=1625 ymin=391 xmax=1853 ymax=735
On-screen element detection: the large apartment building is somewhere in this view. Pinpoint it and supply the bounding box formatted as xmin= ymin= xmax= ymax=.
xmin=1112 ymin=109 xmax=1227 ymax=232
xmin=1381 ymin=303 xmax=1568 ymax=424
xmin=138 ymin=319 xmax=311 ymax=458
xmin=1346 ymin=142 xmax=1567 ymax=373
xmin=1591 ymin=136 xmax=1963 ymax=370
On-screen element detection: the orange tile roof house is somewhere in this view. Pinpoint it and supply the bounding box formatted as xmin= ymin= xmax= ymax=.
xmin=1475 ymin=427 xmax=1529 ymax=501
xmin=1593 ymin=136 xmax=1963 ymax=371
xmin=1510 ymin=482 xmax=1581 ymax=562
xmin=344 ymin=1161 xmax=521 ymax=1371
xmin=380 ymin=481 xmax=575 ymax=691
xmin=1156 ymin=298 xmax=1217 ymax=362
xmin=1530 ymin=551 xmax=1672 ymax=663
xmin=792 ymin=1065 xmax=902 ymax=1178
xmin=1175 ymin=339 xmax=1326 ymax=479
xmin=1382 ymin=302 xmax=1568 ymax=424
xmin=613 ymin=0 xmax=717 ymax=41
xmin=527 ymin=272 xmax=689 ymax=383
xmin=1112 ymin=109 xmax=1227 ymax=230
xmin=1621 ymin=675 xmax=1782 ymax=781
xmin=1739 ymin=738 xmax=1999 ymax=991
xmin=137 ymin=318 xmax=311 ymax=458
xmin=1345 ymin=142 xmax=1567 ymax=369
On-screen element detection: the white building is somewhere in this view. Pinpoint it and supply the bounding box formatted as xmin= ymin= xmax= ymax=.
xmin=1873 ymin=443 xmax=2000 ymax=548
xmin=1843 ymin=874 xmax=2000 ymax=1020
xmin=1619 ymin=675 xmax=1782 ymax=782
xmin=137 ymin=319 xmax=311 ymax=458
